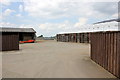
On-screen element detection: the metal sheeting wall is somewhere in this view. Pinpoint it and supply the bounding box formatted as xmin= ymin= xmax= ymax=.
xmin=90 ymin=31 xmax=120 ymax=78
xmin=57 ymin=33 xmax=90 ymax=43
xmin=1 ymin=32 xmax=19 ymax=51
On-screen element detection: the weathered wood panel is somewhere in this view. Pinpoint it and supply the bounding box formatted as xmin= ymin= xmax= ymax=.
xmin=90 ymin=31 xmax=120 ymax=78
xmin=1 ymin=32 xmax=19 ymax=51
xmin=56 ymin=33 xmax=90 ymax=43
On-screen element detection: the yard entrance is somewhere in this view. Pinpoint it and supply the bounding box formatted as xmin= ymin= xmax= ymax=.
xmin=2 ymin=40 xmax=115 ymax=78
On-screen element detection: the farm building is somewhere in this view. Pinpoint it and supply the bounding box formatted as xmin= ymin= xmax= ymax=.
xmin=91 ymin=19 xmax=120 ymax=78
xmin=56 ymin=33 xmax=90 ymax=43
xmin=18 ymin=28 xmax=36 ymax=42
xmin=56 ymin=18 xmax=120 ymax=78
xmin=0 ymin=28 xmax=36 ymax=51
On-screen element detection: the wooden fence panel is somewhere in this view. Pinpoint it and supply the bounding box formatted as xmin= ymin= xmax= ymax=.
xmin=90 ymin=31 xmax=120 ymax=78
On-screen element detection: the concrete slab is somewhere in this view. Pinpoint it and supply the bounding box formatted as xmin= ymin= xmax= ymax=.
xmin=2 ymin=40 xmax=116 ymax=78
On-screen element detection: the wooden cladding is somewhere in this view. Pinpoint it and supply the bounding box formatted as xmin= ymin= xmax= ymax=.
xmin=57 ymin=31 xmax=120 ymax=78
xmin=90 ymin=31 xmax=120 ymax=78
xmin=57 ymin=33 xmax=90 ymax=43
xmin=1 ymin=32 xmax=19 ymax=51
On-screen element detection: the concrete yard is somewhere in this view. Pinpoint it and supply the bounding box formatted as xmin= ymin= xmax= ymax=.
xmin=2 ymin=40 xmax=116 ymax=78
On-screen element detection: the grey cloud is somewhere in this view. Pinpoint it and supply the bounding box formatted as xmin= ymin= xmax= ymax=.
xmin=92 ymin=2 xmax=118 ymax=15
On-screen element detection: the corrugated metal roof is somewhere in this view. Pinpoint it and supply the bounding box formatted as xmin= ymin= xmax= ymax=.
xmin=58 ymin=21 xmax=119 ymax=34
xmin=0 ymin=28 xmax=36 ymax=33
xmin=94 ymin=18 xmax=120 ymax=24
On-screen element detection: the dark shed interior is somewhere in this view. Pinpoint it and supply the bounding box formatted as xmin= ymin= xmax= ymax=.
xmin=19 ymin=32 xmax=36 ymax=41
xmin=0 ymin=28 xmax=36 ymax=51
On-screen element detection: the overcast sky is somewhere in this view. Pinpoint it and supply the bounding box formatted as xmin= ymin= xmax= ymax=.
xmin=0 ymin=0 xmax=119 ymax=37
